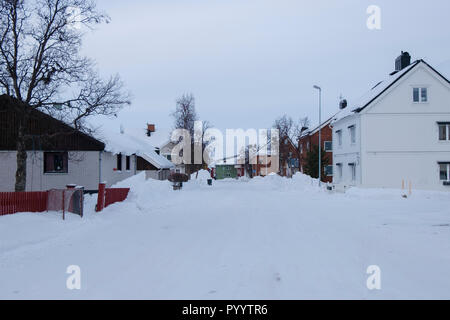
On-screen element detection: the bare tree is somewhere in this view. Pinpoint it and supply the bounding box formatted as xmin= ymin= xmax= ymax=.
xmin=0 ymin=0 xmax=131 ymax=191
xmin=171 ymin=93 xmax=213 ymax=174
xmin=273 ymin=115 xmax=310 ymax=176
xmin=273 ymin=115 xmax=294 ymax=174
xmin=172 ymin=93 xmax=197 ymax=137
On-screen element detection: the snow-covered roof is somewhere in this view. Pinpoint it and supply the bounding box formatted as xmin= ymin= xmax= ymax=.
xmin=304 ymin=113 xmax=339 ymax=136
xmin=352 ymin=60 xmax=420 ymax=112
xmin=332 ymin=60 xmax=423 ymax=123
xmin=125 ymin=127 xmax=173 ymax=150
xmin=98 ymin=127 xmax=174 ymax=169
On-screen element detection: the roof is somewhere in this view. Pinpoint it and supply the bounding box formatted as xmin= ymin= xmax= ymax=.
xmin=125 ymin=127 xmax=173 ymax=150
xmin=333 ymin=59 xmax=450 ymax=123
xmin=98 ymin=127 xmax=174 ymax=169
xmin=0 ymin=94 xmax=105 ymax=151
xmin=303 ymin=113 xmax=337 ymax=137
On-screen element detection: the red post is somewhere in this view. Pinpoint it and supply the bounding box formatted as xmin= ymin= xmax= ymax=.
xmin=96 ymin=183 xmax=106 ymax=212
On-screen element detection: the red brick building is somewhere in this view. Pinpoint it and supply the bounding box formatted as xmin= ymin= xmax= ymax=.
xmin=298 ymin=117 xmax=334 ymax=183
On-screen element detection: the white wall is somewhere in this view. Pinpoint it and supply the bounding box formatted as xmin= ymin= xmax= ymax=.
xmin=0 ymin=151 xmax=100 ymax=192
xmin=0 ymin=151 xmax=138 ymax=192
xmin=361 ymin=64 xmax=450 ymax=191
xmin=100 ymin=152 xmax=137 ymax=188
xmin=332 ymin=114 xmax=361 ymax=186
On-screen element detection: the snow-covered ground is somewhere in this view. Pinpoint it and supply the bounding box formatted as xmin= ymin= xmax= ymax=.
xmin=1 ymin=172 xmax=449 ymax=299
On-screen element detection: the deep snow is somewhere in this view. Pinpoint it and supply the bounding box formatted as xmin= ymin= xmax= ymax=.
xmin=0 ymin=173 xmax=449 ymax=299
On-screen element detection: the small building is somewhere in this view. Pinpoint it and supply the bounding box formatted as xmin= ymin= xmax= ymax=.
xmin=214 ymin=158 xmax=239 ymax=180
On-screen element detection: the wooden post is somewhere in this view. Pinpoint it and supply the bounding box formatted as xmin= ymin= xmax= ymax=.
xmin=62 ymin=190 xmax=65 ymax=220
xmin=409 ymin=181 xmax=412 ymax=196
xmin=96 ymin=182 xmax=106 ymax=212
xmin=402 ymin=179 xmax=405 ymax=190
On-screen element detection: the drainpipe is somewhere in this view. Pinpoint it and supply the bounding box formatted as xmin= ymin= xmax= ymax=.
xmin=99 ymin=151 xmax=103 ymax=185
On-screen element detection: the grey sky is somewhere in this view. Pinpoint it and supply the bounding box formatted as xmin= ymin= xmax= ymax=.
xmin=82 ymin=0 xmax=450 ymax=133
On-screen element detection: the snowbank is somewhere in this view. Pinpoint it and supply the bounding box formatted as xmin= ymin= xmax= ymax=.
xmin=190 ymin=170 xmax=212 ymax=183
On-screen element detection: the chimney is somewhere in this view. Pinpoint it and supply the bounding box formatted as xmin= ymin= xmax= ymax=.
xmin=395 ymin=51 xmax=411 ymax=71
xmin=147 ymin=124 xmax=155 ymax=136
xmin=339 ymin=99 xmax=348 ymax=110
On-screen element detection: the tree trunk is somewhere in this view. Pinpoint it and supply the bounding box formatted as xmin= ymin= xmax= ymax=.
xmin=15 ymin=122 xmax=27 ymax=192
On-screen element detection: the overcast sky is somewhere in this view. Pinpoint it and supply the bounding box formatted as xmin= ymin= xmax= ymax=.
xmin=83 ymin=0 xmax=450 ymax=133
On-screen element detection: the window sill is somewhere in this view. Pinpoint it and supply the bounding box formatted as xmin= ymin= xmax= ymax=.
xmin=44 ymin=172 xmax=69 ymax=175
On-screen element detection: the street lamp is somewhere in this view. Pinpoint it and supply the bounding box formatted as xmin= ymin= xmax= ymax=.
xmin=313 ymin=85 xmax=322 ymax=186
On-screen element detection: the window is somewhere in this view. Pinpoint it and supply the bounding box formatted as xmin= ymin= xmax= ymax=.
xmin=325 ymin=165 xmax=333 ymax=176
xmin=413 ymin=87 xmax=428 ymax=103
xmin=348 ymin=163 xmax=356 ymax=181
xmin=336 ymin=130 xmax=342 ymax=146
xmin=438 ymin=123 xmax=450 ymax=141
xmin=336 ymin=163 xmax=343 ymax=180
xmin=300 ymin=144 xmax=303 ymax=154
xmin=439 ymin=163 xmax=450 ymax=181
xmin=126 ymin=155 xmax=131 ymax=171
xmin=166 ymin=154 xmax=172 ymax=161
xmin=307 ymin=142 xmax=310 ymax=151
xmin=44 ymin=152 xmax=68 ymax=174
xmin=116 ymin=153 xmax=122 ymax=171
xmin=324 ymin=141 xmax=332 ymax=152
xmin=348 ymin=125 xmax=356 ymax=144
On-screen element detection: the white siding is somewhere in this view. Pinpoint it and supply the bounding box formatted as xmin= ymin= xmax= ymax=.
xmin=0 ymin=151 xmax=138 ymax=192
xmin=333 ymin=62 xmax=450 ymax=191
xmin=332 ymin=114 xmax=361 ymax=186
xmin=100 ymin=152 xmax=137 ymax=187
xmin=360 ymin=64 xmax=450 ymax=191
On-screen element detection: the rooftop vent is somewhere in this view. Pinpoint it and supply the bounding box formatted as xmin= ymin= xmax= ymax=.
xmin=395 ymin=51 xmax=411 ymax=71
xmin=339 ymin=99 xmax=348 ymax=110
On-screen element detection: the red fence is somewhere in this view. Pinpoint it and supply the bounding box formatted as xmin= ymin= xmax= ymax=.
xmin=0 ymin=191 xmax=48 ymax=216
xmin=0 ymin=187 xmax=84 ymax=218
xmin=105 ymin=188 xmax=130 ymax=208
xmin=96 ymin=183 xmax=130 ymax=212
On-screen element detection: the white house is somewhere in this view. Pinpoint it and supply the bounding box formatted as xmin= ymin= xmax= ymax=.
xmin=0 ymin=95 xmax=174 ymax=192
xmin=332 ymin=52 xmax=450 ymax=191
xmin=100 ymin=125 xmax=175 ymax=181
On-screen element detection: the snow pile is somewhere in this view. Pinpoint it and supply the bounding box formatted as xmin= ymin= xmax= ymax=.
xmin=111 ymin=172 xmax=173 ymax=213
xmin=246 ymin=172 xmax=322 ymax=192
xmin=190 ymin=170 xmax=212 ymax=183
xmin=1 ymin=169 xmax=450 ymax=299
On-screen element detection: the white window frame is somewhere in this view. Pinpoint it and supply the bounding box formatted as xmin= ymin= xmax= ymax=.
xmin=438 ymin=123 xmax=450 ymax=141
xmin=348 ymin=125 xmax=356 ymax=144
xmin=413 ymin=87 xmax=428 ymax=103
xmin=336 ymin=130 xmax=342 ymax=147
xmin=336 ymin=163 xmax=343 ymax=180
xmin=439 ymin=162 xmax=450 ymax=182
xmin=349 ymin=163 xmax=356 ymax=182
xmin=324 ymin=141 xmax=332 ymax=152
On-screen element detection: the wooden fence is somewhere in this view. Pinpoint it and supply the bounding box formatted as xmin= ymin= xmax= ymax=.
xmin=0 ymin=191 xmax=48 ymax=216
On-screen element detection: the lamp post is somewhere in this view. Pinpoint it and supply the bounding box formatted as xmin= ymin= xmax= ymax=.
xmin=313 ymin=85 xmax=322 ymax=186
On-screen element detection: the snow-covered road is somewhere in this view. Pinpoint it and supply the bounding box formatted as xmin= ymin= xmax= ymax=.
xmin=1 ymin=173 xmax=449 ymax=299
